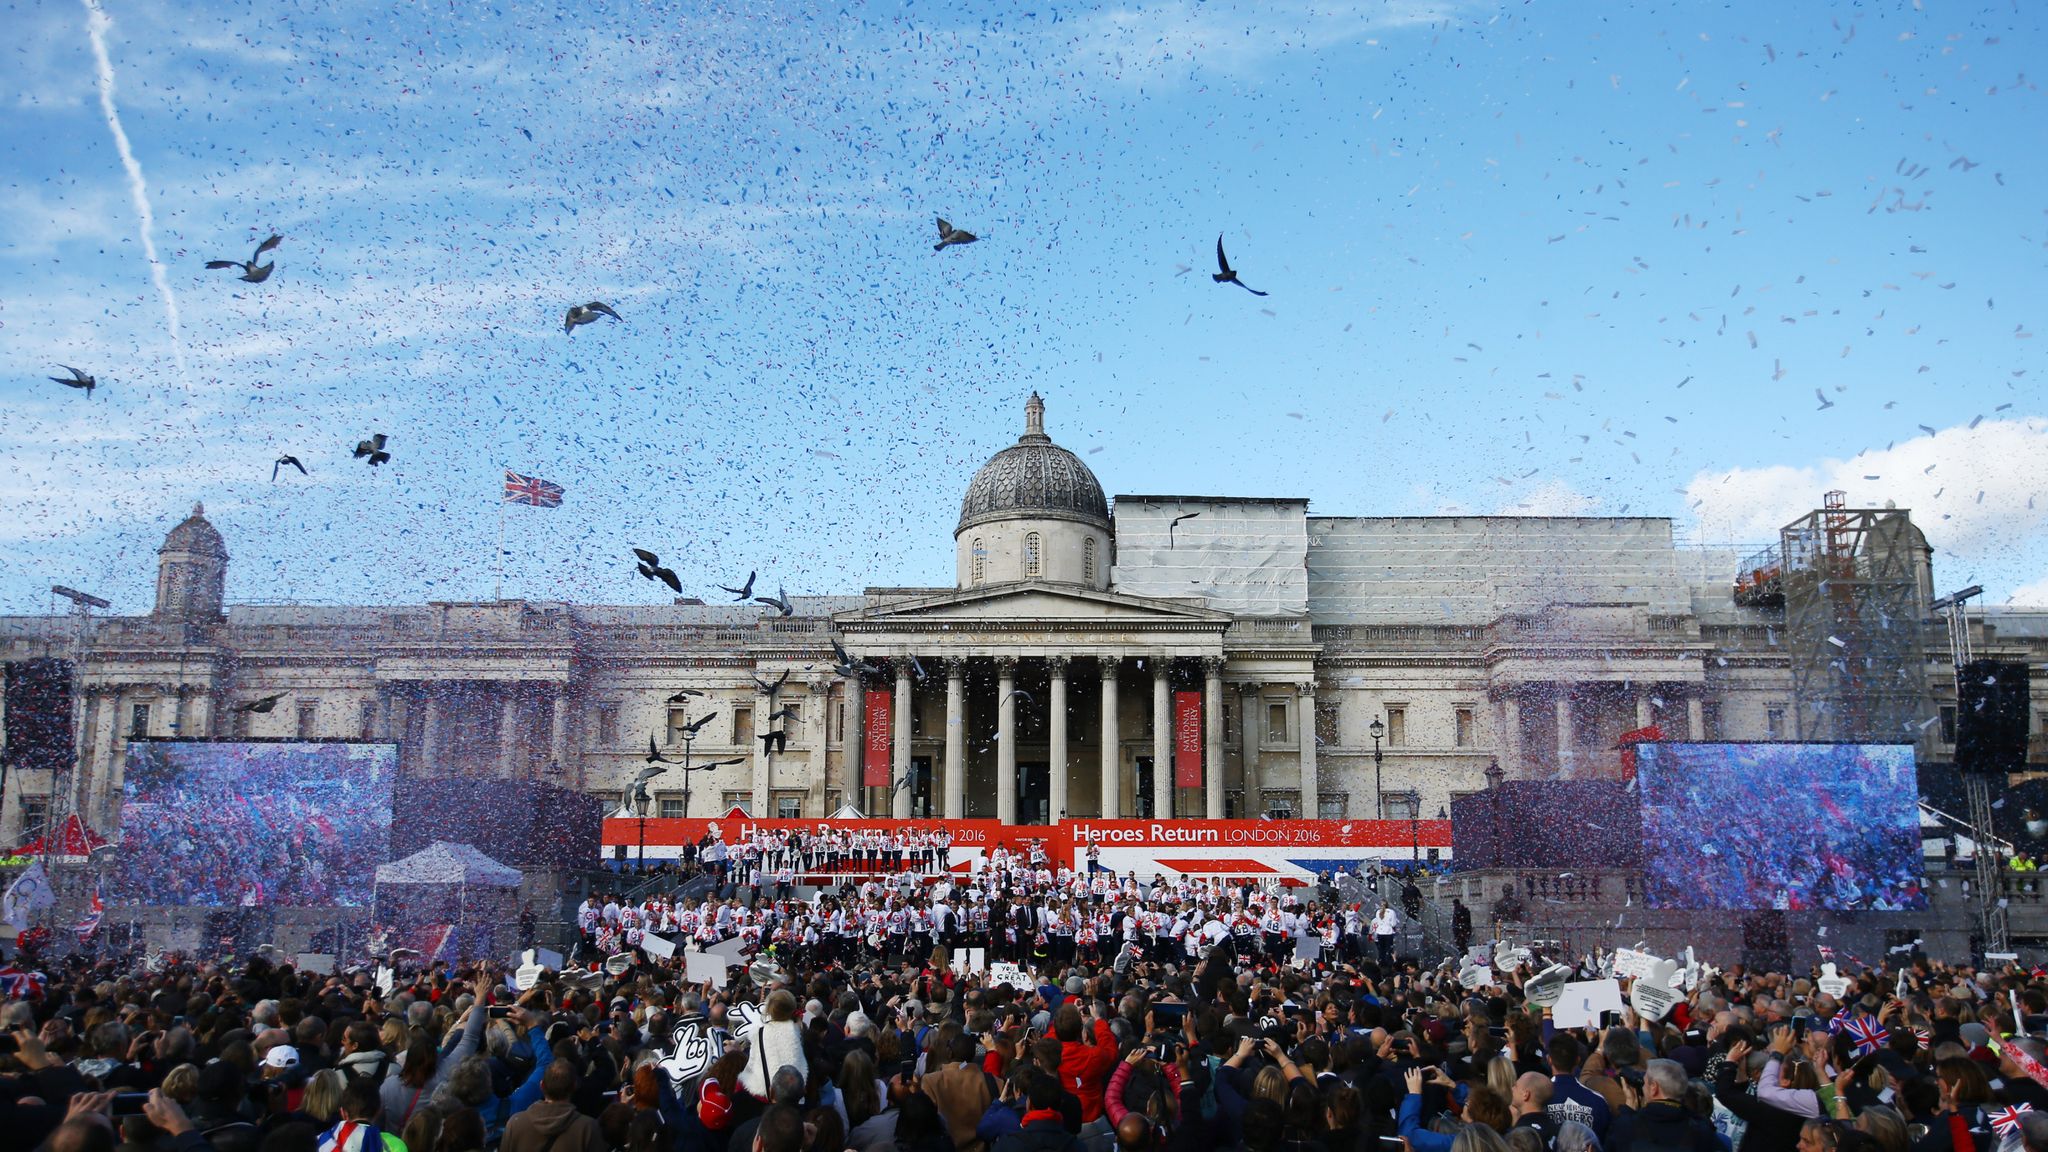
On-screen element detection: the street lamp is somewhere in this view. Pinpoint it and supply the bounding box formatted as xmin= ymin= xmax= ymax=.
xmin=1409 ymin=789 xmax=1422 ymax=864
xmin=1368 ymin=717 xmax=1385 ymax=819
xmin=642 ymin=711 xmax=745 ymax=872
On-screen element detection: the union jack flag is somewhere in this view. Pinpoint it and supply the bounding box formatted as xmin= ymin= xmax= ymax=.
xmin=75 ymin=882 xmax=103 ymax=940
xmin=503 ymin=470 xmax=564 ymax=508
xmin=1990 ymin=1104 xmax=2034 ymax=1136
xmin=0 ymin=965 xmax=46 ymax=999
xmin=1841 ymin=1015 xmax=1889 ymax=1056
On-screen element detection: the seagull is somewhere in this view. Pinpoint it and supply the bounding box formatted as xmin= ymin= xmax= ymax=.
xmin=563 ymin=301 xmax=622 ymax=335
xmin=1212 ymin=236 xmax=1268 ymax=296
xmin=235 ymin=693 xmax=287 ymax=714
xmin=272 ymin=455 xmax=307 ymax=482
xmin=718 ymin=571 xmax=756 ymax=601
xmin=353 ymin=434 xmax=391 ymax=466
xmin=206 ymin=234 xmax=281 ymax=283
xmin=1168 ymin=511 xmax=1202 ymax=548
xmin=49 ymin=365 xmax=96 ymax=398
xmin=934 ymin=217 xmax=978 ymax=252
xmin=753 ymin=585 xmax=793 ymax=616
xmin=1815 ymin=389 xmax=1835 ymax=410
xmin=631 ymin=548 xmax=683 ymax=594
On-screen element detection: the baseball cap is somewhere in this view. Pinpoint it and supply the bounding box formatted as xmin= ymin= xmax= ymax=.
xmin=263 ymin=1045 xmax=301 ymax=1071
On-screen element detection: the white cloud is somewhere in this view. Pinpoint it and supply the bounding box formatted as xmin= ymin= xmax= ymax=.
xmin=1683 ymin=417 xmax=2048 ymax=593
xmin=1498 ymin=478 xmax=1602 ymax=516
xmin=2012 ymin=575 xmax=2048 ymax=607
xmin=1072 ymin=0 xmax=1471 ymax=79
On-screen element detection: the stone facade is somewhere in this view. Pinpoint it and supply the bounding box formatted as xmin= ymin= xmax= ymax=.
xmin=3 ymin=396 xmax=2046 ymax=846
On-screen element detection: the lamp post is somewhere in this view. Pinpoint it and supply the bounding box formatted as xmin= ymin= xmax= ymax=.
xmin=1409 ymin=789 xmax=1422 ymax=864
xmin=1368 ymin=717 xmax=1385 ymax=819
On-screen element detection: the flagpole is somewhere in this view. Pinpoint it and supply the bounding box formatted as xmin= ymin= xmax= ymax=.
xmin=495 ymin=494 xmax=506 ymax=601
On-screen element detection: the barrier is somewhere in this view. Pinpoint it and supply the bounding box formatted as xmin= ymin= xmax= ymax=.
xmin=599 ymin=812 xmax=1453 ymax=883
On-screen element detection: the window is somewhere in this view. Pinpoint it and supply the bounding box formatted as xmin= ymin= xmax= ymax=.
xmin=1314 ymin=700 xmax=1339 ymax=748
xmin=1024 ymin=532 xmax=1041 ymax=578
xmin=1224 ymin=789 xmax=1245 ymax=819
xmin=775 ymin=794 xmax=802 ymax=819
xmin=720 ymin=791 xmax=752 ymax=814
xmin=296 ymin=701 xmax=318 ymax=739
xmin=667 ymin=707 xmax=694 ymax=745
xmin=20 ymin=795 xmax=49 ymax=836
xmin=732 ymin=706 xmax=753 ymax=746
xmin=782 ymin=700 xmax=803 ymax=727
xmin=129 ymin=703 xmax=151 ymax=739
xmin=359 ymin=700 xmax=380 ymax=740
xmin=1385 ymin=705 xmax=1408 ymax=747
xmin=1317 ymin=794 xmax=1347 ymax=820
xmin=1938 ymin=705 xmax=1957 ymax=745
xmin=1455 ymin=706 xmax=1477 ymax=748
xmin=1265 ymin=791 xmax=1297 ymax=819
xmin=659 ymin=799 xmax=686 ymax=819
xmin=825 ymin=789 xmax=843 ymax=815
xmin=595 ymin=703 xmax=620 ymax=746
xmin=1381 ymin=793 xmax=1417 ymax=820
xmin=1265 ymin=701 xmax=1290 ymax=746
xmin=1768 ymin=706 xmax=1789 ymax=740
xmin=971 ymin=538 xmax=985 ymax=585
xmin=831 ymin=694 xmax=845 ymax=743
xmin=1083 ymin=537 xmax=1097 ymax=584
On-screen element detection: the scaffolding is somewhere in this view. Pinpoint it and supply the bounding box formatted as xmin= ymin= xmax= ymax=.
xmin=1780 ymin=492 xmax=1935 ymax=744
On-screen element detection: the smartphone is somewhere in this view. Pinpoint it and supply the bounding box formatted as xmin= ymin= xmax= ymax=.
xmin=1487 ymin=1026 xmax=1507 ymax=1038
xmin=1150 ymin=1040 xmax=1177 ymax=1062
xmin=1379 ymin=1138 xmax=1406 ymax=1151
xmin=112 ymin=1093 xmax=151 ymax=1116
xmin=1791 ymin=1017 xmax=1808 ymax=1038
xmin=489 ymin=1005 xmax=515 ymax=1019
xmin=1152 ymin=1003 xmax=1188 ymax=1027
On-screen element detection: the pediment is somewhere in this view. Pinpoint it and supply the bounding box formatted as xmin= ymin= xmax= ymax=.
xmin=838 ymin=581 xmax=1232 ymax=626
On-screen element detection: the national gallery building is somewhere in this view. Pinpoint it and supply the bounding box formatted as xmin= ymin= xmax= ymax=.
xmin=2 ymin=394 xmax=2043 ymax=843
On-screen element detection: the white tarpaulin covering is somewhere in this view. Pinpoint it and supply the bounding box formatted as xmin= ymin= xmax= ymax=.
xmin=1112 ymin=496 xmax=1309 ymax=617
xmin=374 ymin=841 xmax=523 ymax=887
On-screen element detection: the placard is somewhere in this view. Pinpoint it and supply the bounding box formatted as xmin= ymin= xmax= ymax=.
xmin=685 ymin=951 xmax=729 ymax=989
xmin=1552 ymin=979 xmax=1625 ymax=1028
xmin=1815 ymin=962 xmax=1850 ymax=998
xmin=1524 ymin=964 xmax=1571 ymax=1008
xmin=514 ymin=963 xmax=545 ymax=991
xmin=1458 ymin=961 xmax=1492 ymax=990
xmin=1612 ymin=948 xmax=1661 ymax=981
xmin=605 ymin=952 xmax=635 ymax=976
xmin=640 ymin=933 xmax=678 ymax=959
xmin=988 ymin=962 xmax=1030 ymax=990
xmin=950 ymin=947 xmax=986 ymax=974
xmin=520 ymin=947 xmax=564 ymax=971
xmin=1631 ymin=959 xmax=1682 ymax=1022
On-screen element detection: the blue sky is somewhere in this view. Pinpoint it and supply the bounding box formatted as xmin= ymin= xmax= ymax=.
xmin=4 ymin=0 xmax=2045 ymax=613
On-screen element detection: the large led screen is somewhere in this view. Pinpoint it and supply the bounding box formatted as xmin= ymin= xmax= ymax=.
xmin=1637 ymin=742 xmax=1925 ymax=911
xmin=115 ymin=741 xmax=397 ymax=908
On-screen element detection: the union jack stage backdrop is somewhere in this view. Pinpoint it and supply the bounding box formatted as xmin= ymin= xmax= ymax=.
xmin=503 ymin=470 xmax=565 ymax=507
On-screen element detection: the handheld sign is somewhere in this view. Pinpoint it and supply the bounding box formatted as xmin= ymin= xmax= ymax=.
xmin=1631 ymin=959 xmax=1683 ymax=1022
xmin=1816 ymin=963 xmax=1850 ymax=999
xmin=1554 ymin=979 xmax=1625 ymax=1029
xmin=1524 ymin=964 xmax=1572 ymax=1009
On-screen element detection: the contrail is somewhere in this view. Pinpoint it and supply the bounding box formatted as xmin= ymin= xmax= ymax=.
xmin=82 ymin=0 xmax=188 ymax=381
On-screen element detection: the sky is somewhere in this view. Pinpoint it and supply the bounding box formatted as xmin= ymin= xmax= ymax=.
xmin=3 ymin=0 xmax=2045 ymax=614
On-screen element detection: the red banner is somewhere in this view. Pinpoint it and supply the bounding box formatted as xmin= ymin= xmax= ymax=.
xmin=862 ymin=686 xmax=893 ymax=786
xmin=1173 ymin=690 xmax=1203 ymax=787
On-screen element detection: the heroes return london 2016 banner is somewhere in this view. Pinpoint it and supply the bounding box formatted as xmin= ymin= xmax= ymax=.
xmin=601 ymin=814 xmax=1453 ymax=883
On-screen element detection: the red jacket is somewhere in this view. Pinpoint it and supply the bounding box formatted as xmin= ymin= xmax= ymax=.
xmin=1058 ymin=1018 xmax=1121 ymax=1123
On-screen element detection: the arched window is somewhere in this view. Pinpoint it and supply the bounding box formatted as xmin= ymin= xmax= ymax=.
xmin=1024 ymin=532 xmax=1042 ymax=578
xmin=1083 ymin=537 xmax=1098 ymax=585
xmin=971 ymin=538 xmax=986 ymax=585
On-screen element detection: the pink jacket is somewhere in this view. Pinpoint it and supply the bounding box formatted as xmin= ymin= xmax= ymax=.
xmin=1105 ymin=1059 xmax=1185 ymax=1126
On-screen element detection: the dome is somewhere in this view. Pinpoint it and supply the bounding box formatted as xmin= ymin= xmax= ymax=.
xmin=161 ymin=502 xmax=227 ymax=558
xmin=957 ymin=394 xmax=1110 ymax=536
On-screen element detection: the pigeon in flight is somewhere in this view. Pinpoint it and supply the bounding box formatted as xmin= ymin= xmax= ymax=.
xmin=753 ymin=586 xmax=794 ymax=616
xmin=1000 ymin=688 xmax=1036 ymax=708
xmin=767 ymin=706 xmax=798 ymax=724
xmin=752 ymin=670 xmax=791 ymax=698
xmin=759 ymin=730 xmax=788 ymax=754
xmin=646 ymin=734 xmax=681 ymax=765
xmin=1815 ymin=389 xmax=1836 ymax=410
xmin=1168 ymin=511 xmax=1202 ymax=548
xmin=235 ymin=693 xmax=287 ymax=714
xmin=1212 ymin=236 xmax=1268 ymax=296
xmin=831 ymin=639 xmax=882 ymax=679
xmin=48 ymin=365 xmax=96 ymax=398
xmin=353 ymin=434 xmax=391 ymax=466
xmin=563 ymin=301 xmax=622 ymax=334
xmin=718 ymin=571 xmax=756 ymax=601
xmin=934 ymin=217 xmax=978 ymax=252
xmin=272 ymin=455 xmax=307 ymax=482
xmin=666 ymin=689 xmax=704 ymax=702
xmin=632 ymin=548 xmax=683 ymax=594
xmin=206 ymin=234 xmax=282 ymax=283
xmin=682 ymin=712 xmax=717 ymax=735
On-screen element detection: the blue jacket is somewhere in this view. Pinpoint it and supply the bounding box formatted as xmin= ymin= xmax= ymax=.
xmin=505 ymin=1027 xmax=556 ymax=1118
xmin=1398 ymin=1092 xmax=1456 ymax=1152
xmin=978 ymin=1098 xmax=1025 ymax=1146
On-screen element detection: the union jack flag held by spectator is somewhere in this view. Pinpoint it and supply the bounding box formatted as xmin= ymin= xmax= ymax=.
xmin=75 ymin=881 xmax=103 ymax=940
xmin=0 ymin=965 xmax=47 ymax=999
xmin=1842 ymin=1015 xmax=1889 ymax=1056
xmin=503 ymin=470 xmax=564 ymax=508
xmin=1990 ymin=1104 xmax=2034 ymax=1136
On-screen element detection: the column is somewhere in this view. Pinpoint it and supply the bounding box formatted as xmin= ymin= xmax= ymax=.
xmin=498 ymin=689 xmax=520 ymax=776
xmin=171 ymin=685 xmax=189 ymax=737
xmin=421 ymin=688 xmax=442 ymax=776
xmin=1240 ymin=683 xmax=1263 ymax=817
xmin=806 ymin=679 xmax=830 ymax=816
xmin=751 ymin=683 xmax=772 ymax=815
xmin=1099 ymin=659 xmax=1121 ymax=818
xmin=1151 ymin=661 xmax=1171 ymax=819
xmin=1203 ymin=658 xmax=1226 ymax=820
xmin=550 ymin=688 xmax=570 ymax=765
xmin=997 ymin=657 xmax=1018 ymax=825
xmin=1298 ymin=682 xmax=1319 ymax=819
xmin=1500 ymin=696 xmax=1521 ymax=779
xmin=1554 ymin=686 xmax=1573 ymax=778
xmin=191 ymin=688 xmax=215 ymax=739
xmin=944 ymin=659 xmax=966 ymax=821
xmin=1636 ymin=692 xmax=1654 ymax=729
xmin=848 ymin=675 xmax=867 ymax=811
xmin=1048 ymin=658 xmax=1069 ymax=821
xmin=1687 ymin=696 xmax=1705 ymax=740
xmin=89 ymin=688 xmax=119 ymax=827
xmin=893 ymin=661 xmax=914 ymax=819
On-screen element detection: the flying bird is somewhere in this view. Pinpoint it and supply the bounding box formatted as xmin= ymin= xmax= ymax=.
xmin=235 ymin=693 xmax=287 ymax=714
xmin=48 ymin=365 xmax=96 ymax=398
xmin=206 ymin=234 xmax=282 ymax=282
xmin=999 ymin=689 xmax=1036 ymax=708
xmin=830 ymin=639 xmax=881 ymax=679
xmin=1212 ymin=236 xmax=1268 ymax=296
xmin=766 ymin=706 xmax=798 ymax=724
xmin=563 ymin=301 xmax=621 ymax=334
xmin=646 ymin=734 xmax=681 ymax=765
xmin=752 ymin=670 xmax=791 ymax=698
xmin=934 ymin=217 xmax=978 ymax=251
xmin=631 ymin=547 xmax=683 ymax=594
xmin=666 ymin=689 xmax=704 ymax=702
xmin=718 ymin=571 xmax=756 ymax=601
xmin=759 ymin=729 xmax=788 ymax=754
xmin=682 ymin=712 xmax=717 ymax=735
xmin=1814 ymin=389 xmax=1836 ymax=410
xmin=753 ymin=586 xmax=793 ymax=616
xmin=1168 ymin=511 xmax=1202 ymax=548
xmin=353 ymin=434 xmax=391 ymax=466
xmin=911 ymin=654 xmax=928 ymax=682
xmin=272 ymin=455 xmax=307 ymax=482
